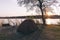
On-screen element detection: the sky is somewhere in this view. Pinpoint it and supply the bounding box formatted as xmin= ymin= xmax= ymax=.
xmin=50 ymin=0 xmax=60 ymax=15
xmin=0 ymin=0 xmax=60 ymax=16
xmin=0 ymin=0 xmax=38 ymax=16
xmin=0 ymin=0 xmax=60 ymax=25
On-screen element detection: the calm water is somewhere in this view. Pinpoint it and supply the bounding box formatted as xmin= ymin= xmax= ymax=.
xmin=0 ymin=19 xmax=60 ymax=26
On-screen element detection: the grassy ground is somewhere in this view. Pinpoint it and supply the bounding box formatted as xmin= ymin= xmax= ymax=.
xmin=0 ymin=25 xmax=60 ymax=40
xmin=46 ymin=25 xmax=60 ymax=40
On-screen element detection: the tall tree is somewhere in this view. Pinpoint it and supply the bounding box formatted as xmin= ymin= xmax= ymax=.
xmin=17 ymin=0 xmax=46 ymax=26
xmin=17 ymin=0 xmax=58 ymax=29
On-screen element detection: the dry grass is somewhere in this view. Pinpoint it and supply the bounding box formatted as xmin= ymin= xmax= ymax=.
xmin=0 ymin=25 xmax=60 ymax=40
xmin=46 ymin=25 xmax=60 ymax=40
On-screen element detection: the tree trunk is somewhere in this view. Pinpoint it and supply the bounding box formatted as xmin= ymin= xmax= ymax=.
xmin=40 ymin=7 xmax=46 ymax=26
xmin=38 ymin=0 xmax=46 ymax=30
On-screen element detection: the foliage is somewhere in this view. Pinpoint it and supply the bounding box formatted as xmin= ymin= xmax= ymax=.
xmin=17 ymin=0 xmax=59 ymax=25
xmin=17 ymin=0 xmax=58 ymax=13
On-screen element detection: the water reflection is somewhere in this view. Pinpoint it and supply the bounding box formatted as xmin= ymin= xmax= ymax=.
xmin=0 ymin=19 xmax=60 ymax=26
xmin=46 ymin=18 xmax=60 ymax=24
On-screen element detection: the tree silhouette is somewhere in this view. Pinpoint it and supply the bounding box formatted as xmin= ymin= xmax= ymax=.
xmin=17 ymin=0 xmax=59 ymax=32
xmin=17 ymin=0 xmax=46 ymax=26
xmin=17 ymin=0 xmax=58 ymax=23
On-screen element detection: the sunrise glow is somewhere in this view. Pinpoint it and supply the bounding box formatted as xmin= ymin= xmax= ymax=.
xmin=46 ymin=12 xmax=53 ymax=17
xmin=0 ymin=0 xmax=60 ymax=25
xmin=45 ymin=12 xmax=53 ymax=24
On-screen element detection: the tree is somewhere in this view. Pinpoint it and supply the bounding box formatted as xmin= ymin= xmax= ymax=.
xmin=17 ymin=0 xmax=46 ymax=26
xmin=17 ymin=0 xmax=58 ymax=30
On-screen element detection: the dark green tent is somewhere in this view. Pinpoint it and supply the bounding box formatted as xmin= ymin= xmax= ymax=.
xmin=17 ymin=19 xmax=38 ymax=34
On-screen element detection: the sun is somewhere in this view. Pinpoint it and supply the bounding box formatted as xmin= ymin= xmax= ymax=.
xmin=46 ymin=12 xmax=53 ymax=17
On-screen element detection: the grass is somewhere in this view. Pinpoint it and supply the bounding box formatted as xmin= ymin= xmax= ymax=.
xmin=0 ymin=33 xmax=7 ymax=40
xmin=0 ymin=25 xmax=60 ymax=40
xmin=46 ymin=25 xmax=60 ymax=40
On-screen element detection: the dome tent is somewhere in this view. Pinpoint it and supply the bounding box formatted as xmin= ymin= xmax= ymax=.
xmin=17 ymin=19 xmax=38 ymax=34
